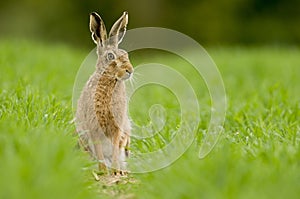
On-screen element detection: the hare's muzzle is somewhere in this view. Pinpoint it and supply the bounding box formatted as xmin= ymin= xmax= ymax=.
xmin=126 ymin=65 xmax=133 ymax=75
xmin=124 ymin=63 xmax=134 ymax=79
xmin=118 ymin=62 xmax=133 ymax=80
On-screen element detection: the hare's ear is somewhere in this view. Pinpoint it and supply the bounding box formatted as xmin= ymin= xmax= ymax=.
xmin=89 ymin=12 xmax=107 ymax=46
xmin=109 ymin=11 xmax=128 ymax=46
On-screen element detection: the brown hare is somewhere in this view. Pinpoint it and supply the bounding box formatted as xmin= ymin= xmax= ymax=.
xmin=75 ymin=11 xmax=133 ymax=175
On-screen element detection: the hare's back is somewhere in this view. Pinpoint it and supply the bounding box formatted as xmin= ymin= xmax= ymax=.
xmin=76 ymin=72 xmax=101 ymax=132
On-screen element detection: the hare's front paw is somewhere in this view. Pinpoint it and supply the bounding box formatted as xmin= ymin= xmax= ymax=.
xmin=112 ymin=168 xmax=128 ymax=176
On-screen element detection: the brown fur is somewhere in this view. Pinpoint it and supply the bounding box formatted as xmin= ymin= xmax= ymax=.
xmin=75 ymin=12 xmax=133 ymax=175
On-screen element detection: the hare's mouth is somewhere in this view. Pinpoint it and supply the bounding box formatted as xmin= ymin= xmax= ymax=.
xmin=117 ymin=70 xmax=133 ymax=81
xmin=121 ymin=72 xmax=132 ymax=80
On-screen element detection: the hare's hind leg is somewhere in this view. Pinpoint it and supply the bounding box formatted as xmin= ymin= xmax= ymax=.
xmin=77 ymin=132 xmax=93 ymax=153
xmin=79 ymin=131 xmax=107 ymax=174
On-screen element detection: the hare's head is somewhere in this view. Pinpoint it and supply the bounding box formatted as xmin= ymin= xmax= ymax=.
xmin=89 ymin=12 xmax=133 ymax=81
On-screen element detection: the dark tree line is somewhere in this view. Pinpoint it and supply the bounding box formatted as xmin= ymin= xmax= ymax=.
xmin=1 ymin=0 xmax=300 ymax=46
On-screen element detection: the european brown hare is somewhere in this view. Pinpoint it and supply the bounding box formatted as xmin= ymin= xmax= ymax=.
xmin=76 ymin=11 xmax=133 ymax=175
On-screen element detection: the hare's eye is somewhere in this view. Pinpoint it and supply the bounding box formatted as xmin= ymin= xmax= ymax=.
xmin=107 ymin=52 xmax=115 ymax=61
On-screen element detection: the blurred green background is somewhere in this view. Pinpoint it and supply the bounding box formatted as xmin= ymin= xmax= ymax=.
xmin=1 ymin=0 xmax=300 ymax=46
xmin=1 ymin=1 xmax=299 ymax=199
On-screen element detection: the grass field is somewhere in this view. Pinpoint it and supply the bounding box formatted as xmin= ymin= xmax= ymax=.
xmin=0 ymin=39 xmax=299 ymax=199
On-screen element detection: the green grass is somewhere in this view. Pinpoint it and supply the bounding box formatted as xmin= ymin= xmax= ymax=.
xmin=0 ymin=39 xmax=299 ymax=199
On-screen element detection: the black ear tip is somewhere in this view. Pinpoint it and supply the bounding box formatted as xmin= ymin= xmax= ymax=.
xmin=90 ymin=12 xmax=98 ymax=17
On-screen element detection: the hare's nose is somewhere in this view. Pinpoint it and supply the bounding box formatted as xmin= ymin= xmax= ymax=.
xmin=126 ymin=67 xmax=133 ymax=75
xmin=126 ymin=69 xmax=131 ymax=74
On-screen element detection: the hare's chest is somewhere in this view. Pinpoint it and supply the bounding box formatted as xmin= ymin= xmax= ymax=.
xmin=111 ymin=83 xmax=127 ymax=122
